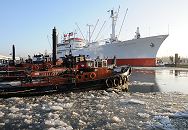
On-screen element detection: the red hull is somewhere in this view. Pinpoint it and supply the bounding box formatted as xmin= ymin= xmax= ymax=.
xmin=108 ymin=58 xmax=156 ymax=67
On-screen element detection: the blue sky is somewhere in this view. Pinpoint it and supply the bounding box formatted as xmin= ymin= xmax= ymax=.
xmin=0 ymin=0 xmax=188 ymax=58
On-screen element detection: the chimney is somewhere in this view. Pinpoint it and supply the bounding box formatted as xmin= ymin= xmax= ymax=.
xmin=52 ymin=27 xmax=57 ymax=65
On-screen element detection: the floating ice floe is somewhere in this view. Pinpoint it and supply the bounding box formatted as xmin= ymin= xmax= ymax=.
xmin=112 ymin=116 xmax=121 ymax=123
xmin=0 ymin=123 xmax=5 ymax=126
xmin=0 ymin=104 xmax=5 ymax=108
xmin=72 ymin=111 xmax=79 ymax=116
xmin=8 ymin=113 xmax=22 ymax=119
xmin=79 ymin=119 xmax=86 ymax=125
xmin=62 ymin=103 xmax=73 ymax=109
xmin=50 ymin=105 xmax=64 ymax=111
xmin=96 ymin=104 xmax=105 ymax=109
xmin=48 ymin=126 xmax=73 ymax=130
xmin=30 ymin=103 xmax=39 ymax=107
xmin=96 ymin=110 xmax=103 ymax=115
xmin=48 ymin=112 xmax=60 ymax=119
xmin=9 ymin=106 xmax=20 ymax=113
xmin=0 ymin=111 xmax=4 ymax=118
xmin=45 ymin=118 xmax=68 ymax=127
xmin=120 ymin=99 xmax=145 ymax=105
xmin=138 ymin=113 xmax=150 ymax=118
xmin=100 ymin=96 xmax=110 ymax=100
xmin=56 ymin=98 xmax=65 ymax=103
xmin=24 ymin=118 xmax=32 ymax=124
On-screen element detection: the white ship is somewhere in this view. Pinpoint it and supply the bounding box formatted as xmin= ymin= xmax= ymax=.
xmin=57 ymin=9 xmax=168 ymax=67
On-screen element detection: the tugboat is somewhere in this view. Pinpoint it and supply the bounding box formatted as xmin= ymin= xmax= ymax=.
xmin=0 ymin=28 xmax=59 ymax=82
xmin=0 ymin=53 xmax=131 ymax=98
xmin=0 ymin=27 xmax=131 ymax=98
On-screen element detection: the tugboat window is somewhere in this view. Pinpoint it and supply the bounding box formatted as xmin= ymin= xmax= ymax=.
xmin=102 ymin=60 xmax=107 ymax=67
xmin=95 ymin=61 xmax=98 ymax=68
xmin=98 ymin=61 xmax=102 ymax=67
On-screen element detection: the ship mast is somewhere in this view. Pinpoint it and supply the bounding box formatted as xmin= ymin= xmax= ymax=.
xmin=110 ymin=9 xmax=118 ymax=42
xmin=87 ymin=24 xmax=93 ymax=43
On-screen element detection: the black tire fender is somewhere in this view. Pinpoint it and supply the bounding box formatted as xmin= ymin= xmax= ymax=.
xmin=113 ymin=77 xmax=120 ymax=87
xmin=105 ymin=78 xmax=113 ymax=88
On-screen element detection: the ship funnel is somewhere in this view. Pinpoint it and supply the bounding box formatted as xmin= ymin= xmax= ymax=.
xmin=52 ymin=27 xmax=57 ymax=65
xmin=12 ymin=44 xmax=15 ymax=65
xmin=111 ymin=10 xmax=114 ymax=17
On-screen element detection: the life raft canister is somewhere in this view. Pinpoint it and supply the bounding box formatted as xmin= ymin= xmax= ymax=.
xmin=90 ymin=72 xmax=96 ymax=79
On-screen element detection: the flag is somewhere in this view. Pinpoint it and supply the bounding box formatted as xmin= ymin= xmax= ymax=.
xmin=64 ymin=34 xmax=67 ymax=37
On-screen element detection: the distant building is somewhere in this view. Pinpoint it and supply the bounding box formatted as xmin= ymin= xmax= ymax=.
xmin=157 ymin=56 xmax=188 ymax=65
xmin=0 ymin=54 xmax=20 ymax=65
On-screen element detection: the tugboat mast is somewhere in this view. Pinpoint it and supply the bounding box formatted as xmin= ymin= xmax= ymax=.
xmin=52 ymin=27 xmax=57 ymax=65
xmin=12 ymin=44 xmax=15 ymax=65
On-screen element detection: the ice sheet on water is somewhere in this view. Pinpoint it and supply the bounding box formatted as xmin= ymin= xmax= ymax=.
xmin=131 ymin=81 xmax=155 ymax=86
xmin=171 ymin=109 xmax=188 ymax=118
xmin=148 ymin=115 xmax=174 ymax=129
xmin=5 ymin=97 xmax=22 ymax=102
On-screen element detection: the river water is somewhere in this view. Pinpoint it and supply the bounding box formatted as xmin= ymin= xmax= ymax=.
xmin=0 ymin=67 xmax=188 ymax=129
xmin=129 ymin=67 xmax=188 ymax=94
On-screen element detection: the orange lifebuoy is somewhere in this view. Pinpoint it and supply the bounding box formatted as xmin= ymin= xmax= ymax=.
xmin=90 ymin=72 xmax=96 ymax=79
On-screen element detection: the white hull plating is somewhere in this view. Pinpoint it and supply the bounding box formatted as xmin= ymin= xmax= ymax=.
xmin=71 ymin=35 xmax=168 ymax=66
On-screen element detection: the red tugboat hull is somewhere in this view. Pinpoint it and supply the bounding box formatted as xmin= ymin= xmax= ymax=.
xmin=0 ymin=66 xmax=131 ymax=98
